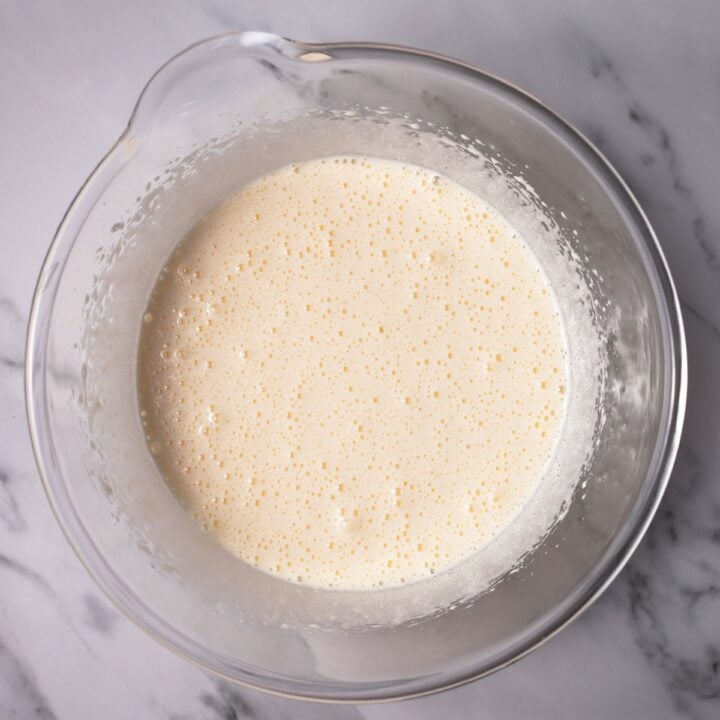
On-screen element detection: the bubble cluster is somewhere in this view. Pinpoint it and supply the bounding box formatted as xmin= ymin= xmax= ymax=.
xmin=137 ymin=156 xmax=568 ymax=590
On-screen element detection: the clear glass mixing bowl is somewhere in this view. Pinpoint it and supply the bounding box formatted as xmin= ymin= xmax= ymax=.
xmin=26 ymin=32 xmax=686 ymax=701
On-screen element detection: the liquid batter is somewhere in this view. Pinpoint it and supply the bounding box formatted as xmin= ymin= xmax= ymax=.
xmin=137 ymin=156 xmax=568 ymax=589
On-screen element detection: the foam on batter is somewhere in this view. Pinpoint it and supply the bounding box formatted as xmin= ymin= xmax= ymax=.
xmin=137 ymin=156 xmax=568 ymax=590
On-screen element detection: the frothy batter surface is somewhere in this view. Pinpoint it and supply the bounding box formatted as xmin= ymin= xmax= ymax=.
xmin=138 ymin=156 xmax=568 ymax=589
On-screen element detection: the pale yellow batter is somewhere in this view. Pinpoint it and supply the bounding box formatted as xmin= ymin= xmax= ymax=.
xmin=137 ymin=156 xmax=568 ymax=589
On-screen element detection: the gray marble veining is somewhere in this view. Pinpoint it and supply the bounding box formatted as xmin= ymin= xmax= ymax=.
xmin=2 ymin=0 xmax=719 ymax=718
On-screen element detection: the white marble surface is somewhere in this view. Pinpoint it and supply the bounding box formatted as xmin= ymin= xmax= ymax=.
xmin=2 ymin=0 xmax=719 ymax=717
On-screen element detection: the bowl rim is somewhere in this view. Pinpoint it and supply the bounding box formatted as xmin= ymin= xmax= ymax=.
xmin=25 ymin=31 xmax=687 ymax=703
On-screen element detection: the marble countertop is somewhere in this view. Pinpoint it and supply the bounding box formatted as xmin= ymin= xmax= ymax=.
xmin=2 ymin=1 xmax=719 ymax=717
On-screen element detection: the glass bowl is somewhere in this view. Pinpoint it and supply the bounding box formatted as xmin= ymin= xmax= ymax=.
xmin=26 ymin=32 xmax=686 ymax=702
